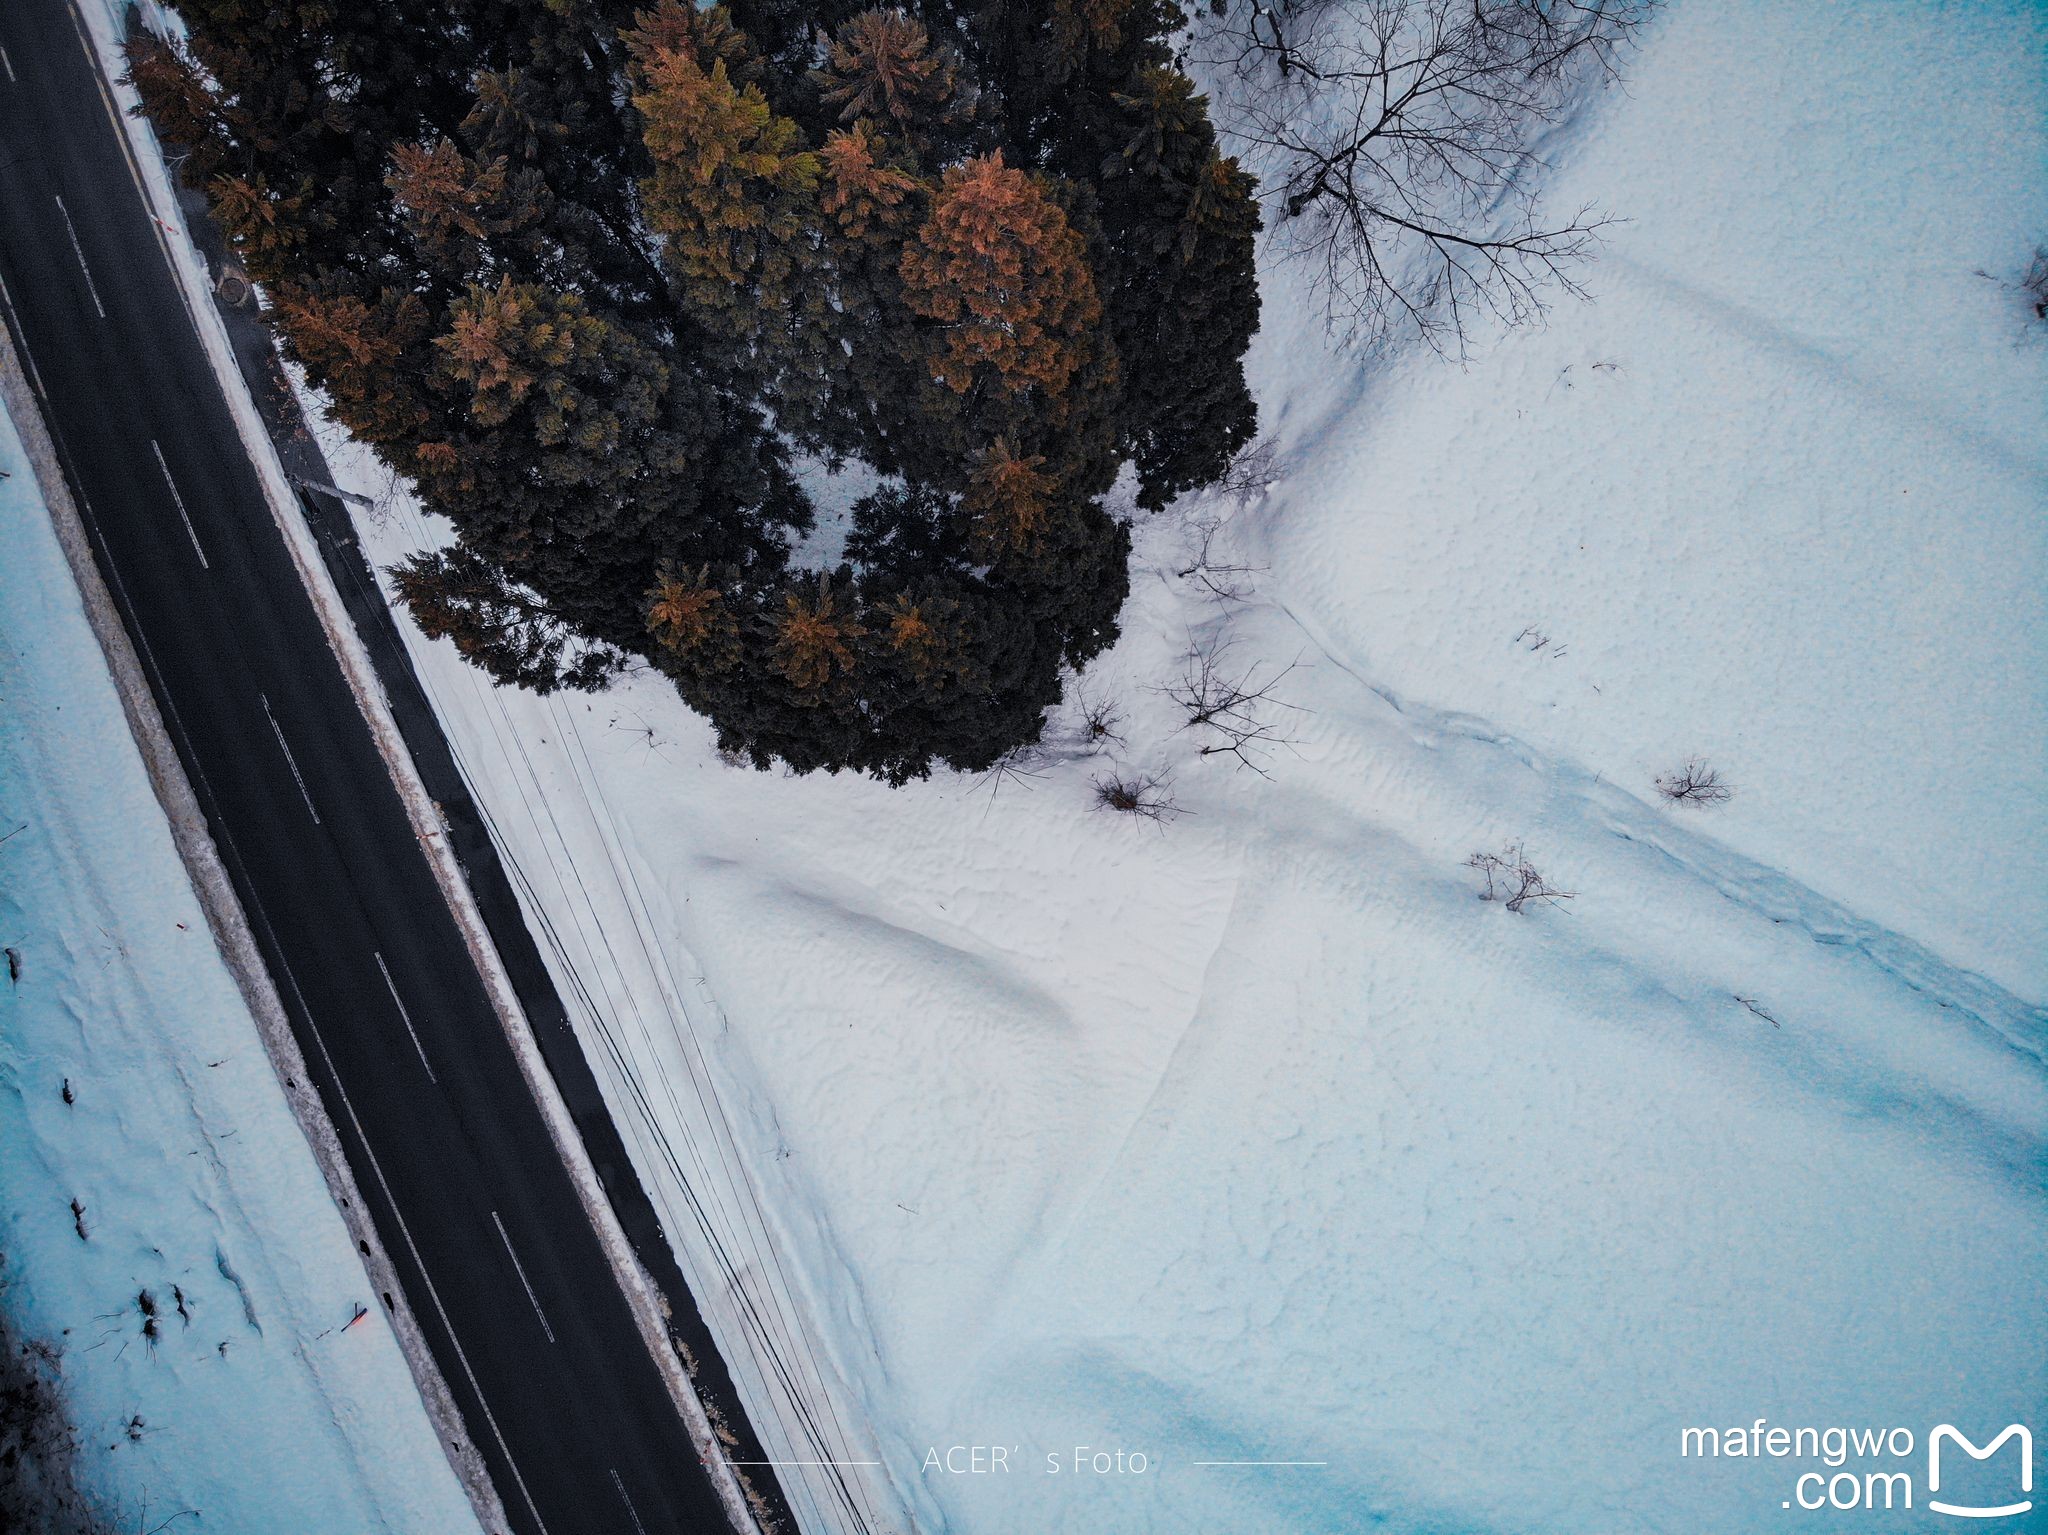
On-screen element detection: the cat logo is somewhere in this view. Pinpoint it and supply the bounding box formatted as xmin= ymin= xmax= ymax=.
xmin=1928 ymin=1424 xmax=2033 ymax=1520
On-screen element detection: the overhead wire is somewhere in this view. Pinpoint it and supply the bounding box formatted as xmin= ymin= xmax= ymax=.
xmin=355 ymin=489 xmax=890 ymax=1534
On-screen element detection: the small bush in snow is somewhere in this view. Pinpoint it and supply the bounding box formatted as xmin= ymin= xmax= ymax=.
xmin=0 ymin=1314 xmax=118 ymax=1534
xmin=1072 ymin=689 xmax=1128 ymax=754
xmin=1092 ymin=772 xmax=1182 ymax=823
xmin=1163 ymin=637 xmax=1303 ymax=775
xmin=1975 ymin=246 xmax=2048 ymax=321
xmin=1217 ymin=436 xmax=1283 ymax=510
xmin=1655 ymin=759 xmax=1734 ymax=807
xmin=1176 ymin=517 xmax=1265 ymax=603
xmin=136 ymin=1290 xmax=161 ymax=1356
xmin=1467 ymin=845 xmax=1574 ymax=913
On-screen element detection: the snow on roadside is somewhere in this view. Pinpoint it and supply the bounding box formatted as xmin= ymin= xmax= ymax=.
xmin=0 ymin=401 xmax=479 ymax=1533
xmin=287 ymin=2 xmax=2044 ymax=1533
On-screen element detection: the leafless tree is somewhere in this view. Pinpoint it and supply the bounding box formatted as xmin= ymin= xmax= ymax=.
xmin=1217 ymin=436 xmax=1285 ymax=509
xmin=1197 ymin=0 xmax=1649 ymax=350
xmin=1466 ymin=843 xmax=1574 ymax=912
xmin=1655 ymin=758 xmax=1733 ymax=807
xmin=2024 ymin=245 xmax=2048 ymax=321
xmin=1161 ymin=637 xmax=1304 ymax=775
xmin=1070 ymin=687 xmax=1128 ymax=754
xmin=1092 ymin=770 xmax=1185 ymax=822
xmin=974 ymin=744 xmax=1048 ymax=802
xmin=1176 ymin=517 xmax=1265 ymax=602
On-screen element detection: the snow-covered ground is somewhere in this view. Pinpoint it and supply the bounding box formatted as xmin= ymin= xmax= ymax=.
xmin=1243 ymin=0 xmax=2048 ymax=1003
xmin=0 ymin=399 xmax=479 ymax=1533
xmin=284 ymin=2 xmax=2044 ymax=1533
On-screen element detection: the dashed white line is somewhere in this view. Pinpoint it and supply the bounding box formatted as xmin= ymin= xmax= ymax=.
xmin=0 ymin=270 xmax=47 ymax=399
xmin=259 ymin=691 xmax=320 ymax=825
xmin=373 ymin=951 xmax=436 ymax=1083
xmin=16 ymin=174 xmax=546 ymax=1533
xmin=270 ymin=952 xmax=552 ymax=1535
xmin=1 ymin=45 xmax=17 ymax=83
xmin=52 ymin=195 xmax=105 ymax=319
xmin=149 ymin=438 xmax=210 ymax=569
xmin=490 ymin=1211 xmax=556 ymax=1346
xmin=608 ymin=1470 xmax=648 ymax=1535
xmin=61 ymin=0 xmax=184 ymax=286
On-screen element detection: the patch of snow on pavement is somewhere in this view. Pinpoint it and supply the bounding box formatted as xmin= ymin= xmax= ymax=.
xmin=0 ymin=399 xmax=479 ymax=1533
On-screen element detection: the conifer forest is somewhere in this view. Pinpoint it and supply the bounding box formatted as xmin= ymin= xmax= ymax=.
xmin=130 ymin=0 xmax=1263 ymax=780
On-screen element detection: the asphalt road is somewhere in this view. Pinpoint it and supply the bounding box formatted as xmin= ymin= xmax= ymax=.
xmin=0 ymin=6 xmax=765 ymax=1532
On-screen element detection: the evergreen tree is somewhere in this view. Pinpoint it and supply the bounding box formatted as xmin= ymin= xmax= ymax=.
xmin=812 ymin=10 xmax=970 ymax=156
xmin=392 ymin=548 xmax=624 ymax=693
xmin=131 ymin=0 xmax=1262 ymax=783
xmin=630 ymin=9 xmax=821 ymax=342
xmin=267 ymin=282 xmax=437 ymax=454
xmin=1093 ymin=67 xmax=1262 ymax=506
xmin=961 ymin=438 xmax=1054 ymax=562
xmin=898 ymin=152 xmax=1099 ymax=402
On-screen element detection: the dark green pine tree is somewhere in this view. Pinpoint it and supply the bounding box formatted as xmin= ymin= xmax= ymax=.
xmin=133 ymin=0 xmax=1262 ymax=782
xmin=392 ymin=547 xmax=624 ymax=693
xmin=1094 ymin=65 xmax=1262 ymax=507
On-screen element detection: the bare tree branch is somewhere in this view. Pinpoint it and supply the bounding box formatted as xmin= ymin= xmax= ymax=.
xmin=1197 ymin=0 xmax=1650 ymax=351
xmin=1160 ymin=636 xmax=1305 ymax=776
xmin=1216 ymin=435 xmax=1284 ymax=510
xmin=1092 ymin=770 xmax=1185 ymax=823
xmin=1068 ymin=686 xmax=1128 ymax=754
xmin=1175 ymin=516 xmax=1265 ymax=602
xmin=1655 ymin=758 xmax=1733 ymax=807
xmin=1466 ymin=843 xmax=1574 ymax=912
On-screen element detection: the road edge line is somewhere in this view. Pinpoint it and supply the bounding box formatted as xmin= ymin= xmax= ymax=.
xmin=78 ymin=8 xmax=765 ymax=1528
xmin=0 ymin=299 xmax=514 ymax=1535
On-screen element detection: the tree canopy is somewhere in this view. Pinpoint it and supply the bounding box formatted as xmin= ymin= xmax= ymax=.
xmin=132 ymin=0 xmax=1262 ymax=780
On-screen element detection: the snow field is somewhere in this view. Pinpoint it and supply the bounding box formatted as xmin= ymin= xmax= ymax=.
xmin=1241 ymin=0 xmax=2048 ymax=999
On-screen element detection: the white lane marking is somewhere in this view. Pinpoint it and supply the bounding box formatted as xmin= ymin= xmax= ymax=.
xmin=2 ymin=46 xmax=17 ymax=83
xmin=373 ymin=951 xmax=437 ymax=1084
xmin=114 ymin=630 xmax=553 ymax=1535
xmin=62 ymin=0 xmax=183 ymax=287
xmin=26 ymin=395 xmax=552 ymax=1533
xmin=259 ymin=691 xmax=321 ymax=825
xmin=490 ymin=1211 xmax=557 ymax=1346
xmin=608 ymin=1470 xmax=649 ymax=1535
xmin=271 ymin=954 xmax=553 ymax=1535
xmin=52 ymin=195 xmax=106 ymax=319
xmin=148 ymin=438 xmax=210 ymax=569
xmin=46 ymin=25 xmax=539 ymax=1527
xmin=0 ymin=269 xmax=48 ymax=399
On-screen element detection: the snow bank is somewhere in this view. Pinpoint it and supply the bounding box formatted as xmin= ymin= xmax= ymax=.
xmin=0 ymin=401 xmax=478 ymax=1533
xmin=301 ymin=2 xmax=2045 ymax=1532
